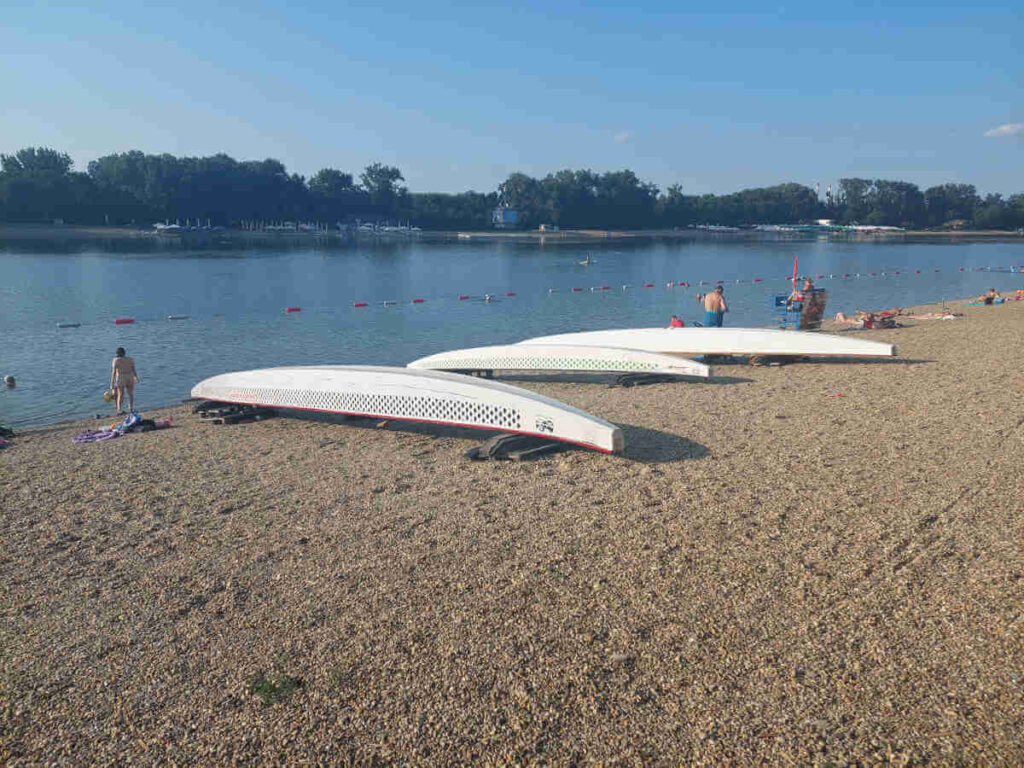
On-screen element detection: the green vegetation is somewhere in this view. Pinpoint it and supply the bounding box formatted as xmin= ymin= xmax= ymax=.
xmin=2 ymin=146 xmax=1023 ymax=230
xmin=248 ymin=671 xmax=303 ymax=706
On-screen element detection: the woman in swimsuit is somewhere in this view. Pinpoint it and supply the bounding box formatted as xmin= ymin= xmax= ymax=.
xmin=110 ymin=347 xmax=140 ymax=414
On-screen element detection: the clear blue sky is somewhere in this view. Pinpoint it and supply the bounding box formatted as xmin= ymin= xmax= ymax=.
xmin=2 ymin=0 xmax=1021 ymax=195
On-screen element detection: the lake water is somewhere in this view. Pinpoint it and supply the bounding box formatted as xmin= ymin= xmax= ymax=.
xmin=1 ymin=235 xmax=1022 ymax=427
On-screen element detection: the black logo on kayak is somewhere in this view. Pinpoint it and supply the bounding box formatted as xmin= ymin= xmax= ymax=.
xmin=535 ymin=417 xmax=554 ymax=433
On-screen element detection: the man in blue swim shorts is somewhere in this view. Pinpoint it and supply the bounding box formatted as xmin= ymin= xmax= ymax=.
xmin=703 ymin=285 xmax=728 ymax=327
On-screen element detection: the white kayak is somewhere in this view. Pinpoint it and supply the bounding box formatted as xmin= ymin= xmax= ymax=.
xmin=520 ymin=327 xmax=896 ymax=358
xmin=191 ymin=365 xmax=624 ymax=454
xmin=407 ymin=344 xmax=709 ymax=378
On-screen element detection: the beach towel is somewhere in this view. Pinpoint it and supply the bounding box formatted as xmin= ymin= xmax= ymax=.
xmin=72 ymin=429 xmax=119 ymax=443
xmin=73 ymin=412 xmax=142 ymax=444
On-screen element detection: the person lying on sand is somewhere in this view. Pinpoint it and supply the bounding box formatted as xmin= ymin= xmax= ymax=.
xmin=834 ymin=310 xmax=903 ymax=329
xmin=835 ymin=311 xmax=876 ymax=329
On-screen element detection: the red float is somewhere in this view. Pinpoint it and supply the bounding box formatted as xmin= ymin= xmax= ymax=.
xmin=285 ymin=307 xmax=301 ymax=313
xmin=458 ymin=295 xmax=470 ymax=300
xmin=643 ymin=283 xmax=654 ymax=288
xmin=505 ymin=292 xmax=516 ymax=297
xmin=571 ymin=287 xmax=583 ymax=292
xmin=353 ymin=302 xmax=368 ymax=308
xmin=411 ymin=298 xmax=425 ymax=304
xmin=114 ymin=317 xmax=134 ymax=325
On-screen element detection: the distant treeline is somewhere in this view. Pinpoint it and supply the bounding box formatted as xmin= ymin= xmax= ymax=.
xmin=2 ymin=146 xmax=1023 ymax=230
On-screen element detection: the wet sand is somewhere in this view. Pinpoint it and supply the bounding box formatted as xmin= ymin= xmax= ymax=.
xmin=2 ymin=300 xmax=1023 ymax=763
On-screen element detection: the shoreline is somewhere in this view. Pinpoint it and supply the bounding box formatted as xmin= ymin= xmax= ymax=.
xmin=3 ymin=293 xmax=1017 ymax=433
xmin=3 ymin=222 xmax=1023 ymax=244
xmin=3 ymin=299 xmax=1024 ymax=762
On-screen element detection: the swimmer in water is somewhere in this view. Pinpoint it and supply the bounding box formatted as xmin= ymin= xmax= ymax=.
xmin=579 ymin=253 xmax=593 ymax=266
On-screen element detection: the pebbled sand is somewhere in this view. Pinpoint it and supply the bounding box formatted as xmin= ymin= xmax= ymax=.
xmin=2 ymin=300 xmax=1023 ymax=764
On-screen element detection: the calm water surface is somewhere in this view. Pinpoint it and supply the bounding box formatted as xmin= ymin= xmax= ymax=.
xmin=1 ymin=236 xmax=1022 ymax=427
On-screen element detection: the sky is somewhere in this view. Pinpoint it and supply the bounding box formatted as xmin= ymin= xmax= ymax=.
xmin=1 ymin=0 xmax=1022 ymax=196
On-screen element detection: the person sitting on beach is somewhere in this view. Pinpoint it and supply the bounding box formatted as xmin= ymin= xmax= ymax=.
xmin=110 ymin=347 xmax=140 ymax=414
xmin=787 ymin=277 xmax=814 ymax=309
xmin=669 ymin=314 xmax=685 ymax=328
xmin=703 ymin=286 xmax=728 ymax=327
xmin=980 ymin=287 xmax=1001 ymax=305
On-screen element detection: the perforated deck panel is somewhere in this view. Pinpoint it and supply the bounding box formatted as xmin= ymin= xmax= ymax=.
xmin=427 ymin=354 xmax=661 ymax=372
xmin=216 ymin=386 xmax=522 ymax=431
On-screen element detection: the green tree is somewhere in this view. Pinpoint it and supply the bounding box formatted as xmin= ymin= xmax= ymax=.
xmin=359 ymin=163 xmax=406 ymax=218
xmin=0 ymin=147 xmax=73 ymax=175
xmin=924 ymin=183 xmax=979 ymax=227
xmin=837 ymin=178 xmax=872 ymax=223
xmin=497 ymin=172 xmax=545 ymax=228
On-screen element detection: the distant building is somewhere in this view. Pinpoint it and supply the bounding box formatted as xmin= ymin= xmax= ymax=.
xmin=492 ymin=208 xmax=519 ymax=229
xmin=816 ymin=219 xmax=834 ymax=226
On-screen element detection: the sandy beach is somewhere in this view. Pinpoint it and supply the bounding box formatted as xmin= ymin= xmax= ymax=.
xmin=2 ymin=300 xmax=1023 ymax=763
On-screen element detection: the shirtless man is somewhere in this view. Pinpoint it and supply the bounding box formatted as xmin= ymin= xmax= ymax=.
xmin=110 ymin=347 xmax=140 ymax=414
xmin=787 ymin=277 xmax=814 ymax=308
xmin=703 ymin=285 xmax=728 ymax=327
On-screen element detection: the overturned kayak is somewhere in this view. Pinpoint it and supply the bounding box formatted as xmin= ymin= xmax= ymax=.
xmin=191 ymin=365 xmax=624 ymax=454
xmin=520 ymin=327 xmax=896 ymax=358
xmin=407 ymin=344 xmax=709 ymax=378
